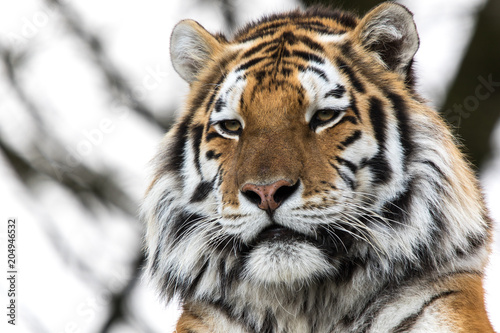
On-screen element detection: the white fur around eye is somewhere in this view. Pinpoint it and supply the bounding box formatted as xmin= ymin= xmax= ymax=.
xmin=208 ymin=70 xmax=248 ymax=140
xmin=298 ymin=59 xmax=351 ymax=132
xmin=213 ymin=120 xmax=243 ymax=140
xmin=310 ymin=108 xmax=347 ymax=133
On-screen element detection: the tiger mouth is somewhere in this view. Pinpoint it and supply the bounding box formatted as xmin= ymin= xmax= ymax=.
xmin=251 ymin=223 xmax=354 ymax=257
xmin=255 ymin=225 xmax=309 ymax=243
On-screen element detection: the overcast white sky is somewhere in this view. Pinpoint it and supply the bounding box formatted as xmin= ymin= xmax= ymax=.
xmin=0 ymin=0 xmax=498 ymax=332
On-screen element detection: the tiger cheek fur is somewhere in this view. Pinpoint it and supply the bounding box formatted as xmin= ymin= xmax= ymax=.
xmin=143 ymin=2 xmax=495 ymax=333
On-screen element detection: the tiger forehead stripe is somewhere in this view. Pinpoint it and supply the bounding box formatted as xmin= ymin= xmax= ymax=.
xmin=240 ymin=32 xmax=327 ymax=60
xmin=233 ymin=8 xmax=358 ymax=43
xmin=204 ymin=30 xmax=350 ymax=125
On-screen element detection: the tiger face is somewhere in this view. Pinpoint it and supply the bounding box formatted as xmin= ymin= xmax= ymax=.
xmin=144 ymin=4 xmax=491 ymax=326
xmin=192 ymin=32 xmax=399 ymax=285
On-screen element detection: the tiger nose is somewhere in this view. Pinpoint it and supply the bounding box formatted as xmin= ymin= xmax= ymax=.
xmin=241 ymin=180 xmax=298 ymax=213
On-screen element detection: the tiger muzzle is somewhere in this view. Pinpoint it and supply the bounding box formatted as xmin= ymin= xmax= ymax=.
xmin=241 ymin=180 xmax=299 ymax=214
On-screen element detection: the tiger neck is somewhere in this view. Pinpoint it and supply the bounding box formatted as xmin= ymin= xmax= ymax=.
xmin=182 ymin=273 xmax=422 ymax=333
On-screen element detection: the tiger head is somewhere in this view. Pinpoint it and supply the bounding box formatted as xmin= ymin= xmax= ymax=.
xmin=143 ymin=2 xmax=490 ymax=306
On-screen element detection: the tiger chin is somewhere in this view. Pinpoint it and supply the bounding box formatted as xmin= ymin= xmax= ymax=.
xmin=143 ymin=2 xmax=495 ymax=332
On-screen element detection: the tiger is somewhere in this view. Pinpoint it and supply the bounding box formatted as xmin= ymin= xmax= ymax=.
xmin=142 ymin=2 xmax=495 ymax=332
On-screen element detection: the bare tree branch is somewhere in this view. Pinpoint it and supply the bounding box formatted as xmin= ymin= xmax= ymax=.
xmin=44 ymin=0 xmax=175 ymax=131
xmin=98 ymin=253 xmax=147 ymax=333
xmin=1 ymin=47 xmax=138 ymax=217
xmin=220 ymin=0 xmax=236 ymax=31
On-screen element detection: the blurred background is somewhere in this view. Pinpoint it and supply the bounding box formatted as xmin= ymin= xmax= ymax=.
xmin=0 ymin=0 xmax=498 ymax=332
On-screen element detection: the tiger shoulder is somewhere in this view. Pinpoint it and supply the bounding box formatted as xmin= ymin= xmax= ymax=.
xmin=143 ymin=2 xmax=496 ymax=332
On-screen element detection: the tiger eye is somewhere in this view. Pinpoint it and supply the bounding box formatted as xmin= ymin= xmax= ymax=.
xmin=222 ymin=120 xmax=242 ymax=133
xmin=316 ymin=109 xmax=335 ymax=122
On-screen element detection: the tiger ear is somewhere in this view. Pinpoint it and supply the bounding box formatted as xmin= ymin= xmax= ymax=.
xmin=170 ymin=20 xmax=223 ymax=83
xmin=354 ymin=2 xmax=419 ymax=77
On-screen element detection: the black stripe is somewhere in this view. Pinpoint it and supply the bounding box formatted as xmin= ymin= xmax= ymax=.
xmin=364 ymin=152 xmax=392 ymax=184
xmin=254 ymin=70 xmax=268 ymax=84
xmin=280 ymin=31 xmax=297 ymax=45
xmin=392 ymin=290 xmax=457 ymax=333
xmin=336 ymin=115 xmax=358 ymax=126
xmin=354 ymin=284 xmax=400 ymax=332
xmin=243 ymin=21 xmax=286 ymax=41
xmin=270 ymin=43 xmax=291 ymax=63
xmin=281 ymin=67 xmax=294 ymax=77
xmin=190 ymin=180 xmax=214 ymax=203
xmin=191 ymin=74 xmax=219 ymax=114
xmin=159 ymin=270 xmax=177 ymax=301
xmin=349 ymin=94 xmax=361 ymax=121
xmin=220 ymin=260 xmax=241 ymax=299
xmin=206 ymin=150 xmax=222 ymax=160
xmin=250 ymin=60 xmax=278 ymax=71
xmin=371 ymin=98 xmax=389 ymax=143
xmin=206 ymin=131 xmax=224 ymax=142
xmin=233 ymin=9 xmax=353 ymax=42
xmin=324 ymin=85 xmax=346 ymax=98
xmin=217 ymin=166 xmax=224 ymax=187
xmin=183 ymin=260 xmax=210 ymax=299
xmin=214 ymin=98 xmax=226 ymax=113
xmin=239 ymin=90 xmax=245 ymax=111
xmin=412 ymin=242 xmax=439 ymax=276
xmin=296 ymin=23 xmax=336 ymax=34
xmin=315 ymin=224 xmax=357 ymax=266
xmin=205 ymin=91 xmax=217 ymax=114
xmin=338 ymin=130 xmax=362 ymax=149
xmin=171 ymin=212 xmax=205 ymax=248
xmin=336 ymin=58 xmax=365 ymax=93
xmin=240 ymin=21 xmax=332 ymax=43
xmin=335 ymin=255 xmax=368 ymax=285
xmin=236 ymin=56 xmax=266 ymax=71
xmin=296 ymin=18 xmax=330 ymax=29
xmin=165 ymin=118 xmax=189 ymax=172
xmin=467 ymin=233 xmax=486 ymax=251
xmin=366 ymin=97 xmax=391 ymax=184
xmin=456 ymin=233 xmax=487 ymax=257
xmin=430 ymin=202 xmax=448 ymax=235
xmin=209 ymin=299 xmax=243 ymax=330
xmin=418 ymin=160 xmax=446 ymax=180
xmin=382 ymin=181 xmax=414 ymax=226
xmin=306 ymin=66 xmax=328 ymax=81
xmin=293 ymin=50 xmax=325 ymax=64
xmin=211 ymin=232 xmax=248 ymax=258
xmin=240 ymin=32 xmax=299 ymax=60
xmin=296 ymin=35 xmax=324 ymax=52
xmin=328 ymin=13 xmax=357 ymax=29
xmin=335 ymin=156 xmax=358 ymax=173
xmin=339 ymin=41 xmax=354 ymax=60
xmin=191 ymin=125 xmax=204 ymax=174
xmin=151 ymin=246 xmax=161 ymax=276
xmin=205 ymin=74 xmax=226 ymax=114
xmin=241 ymin=41 xmax=274 ymax=59
xmin=260 ymin=309 xmax=277 ymax=333
xmin=190 ymin=52 xmax=236 ymax=115
xmin=151 ymin=199 xmax=173 ymax=273
xmin=217 ymin=259 xmax=228 ymax=296
xmin=251 ymin=80 xmax=303 ymax=100
xmin=330 ymin=162 xmax=355 ymax=190
xmin=243 ymin=27 xmax=280 ymax=42
xmin=386 ymin=91 xmax=413 ymax=165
